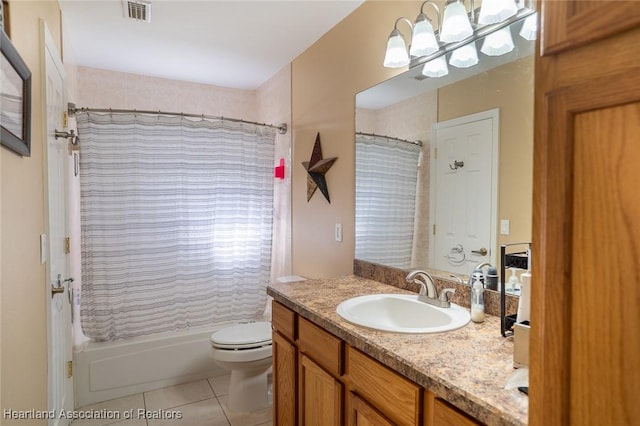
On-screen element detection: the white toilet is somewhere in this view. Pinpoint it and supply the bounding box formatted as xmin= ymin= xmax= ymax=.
xmin=209 ymin=275 xmax=306 ymax=412
xmin=210 ymin=321 xmax=273 ymax=412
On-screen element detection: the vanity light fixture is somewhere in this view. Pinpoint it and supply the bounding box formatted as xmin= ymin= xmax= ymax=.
xmin=480 ymin=27 xmax=515 ymax=56
xmin=440 ymin=0 xmax=473 ymax=43
xmin=449 ymin=42 xmax=479 ymax=68
xmin=383 ymin=18 xmax=413 ymax=68
xmin=477 ymin=0 xmax=518 ymax=25
xmin=519 ymin=12 xmax=538 ymax=41
xmin=383 ymin=0 xmax=537 ymax=75
xmin=421 ymin=56 xmax=449 ymax=78
xmin=409 ymin=1 xmax=441 ymax=57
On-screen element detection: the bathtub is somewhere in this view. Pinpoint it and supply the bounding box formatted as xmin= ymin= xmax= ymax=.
xmin=73 ymin=325 xmax=229 ymax=408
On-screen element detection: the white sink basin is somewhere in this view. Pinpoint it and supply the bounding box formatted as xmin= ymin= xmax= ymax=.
xmin=336 ymin=294 xmax=470 ymax=334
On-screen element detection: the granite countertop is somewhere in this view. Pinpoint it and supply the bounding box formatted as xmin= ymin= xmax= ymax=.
xmin=267 ymin=275 xmax=528 ymax=426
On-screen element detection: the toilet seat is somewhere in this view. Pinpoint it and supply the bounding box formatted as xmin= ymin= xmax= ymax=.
xmin=210 ymin=321 xmax=272 ymax=350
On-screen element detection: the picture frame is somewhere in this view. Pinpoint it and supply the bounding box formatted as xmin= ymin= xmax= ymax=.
xmin=1 ymin=29 xmax=31 ymax=157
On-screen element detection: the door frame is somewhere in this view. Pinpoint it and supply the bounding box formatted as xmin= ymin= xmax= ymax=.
xmin=429 ymin=108 xmax=499 ymax=272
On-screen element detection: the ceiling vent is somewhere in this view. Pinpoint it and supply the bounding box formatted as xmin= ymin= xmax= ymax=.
xmin=123 ymin=0 xmax=151 ymax=23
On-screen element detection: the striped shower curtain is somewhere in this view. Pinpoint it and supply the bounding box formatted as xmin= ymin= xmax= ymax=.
xmin=355 ymin=134 xmax=421 ymax=269
xmin=77 ymin=112 xmax=276 ymax=341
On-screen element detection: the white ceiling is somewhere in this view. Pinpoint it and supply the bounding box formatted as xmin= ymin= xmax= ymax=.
xmin=60 ymin=0 xmax=365 ymax=90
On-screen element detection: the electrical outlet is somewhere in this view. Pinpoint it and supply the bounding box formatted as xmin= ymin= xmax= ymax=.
xmin=500 ymin=219 xmax=510 ymax=235
xmin=335 ymin=223 xmax=342 ymax=242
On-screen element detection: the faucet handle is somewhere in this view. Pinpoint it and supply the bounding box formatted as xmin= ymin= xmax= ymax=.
xmin=439 ymin=288 xmax=456 ymax=303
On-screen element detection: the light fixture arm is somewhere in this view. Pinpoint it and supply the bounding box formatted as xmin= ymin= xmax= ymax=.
xmin=419 ymin=1 xmax=441 ymax=31
xmin=393 ymin=16 xmax=414 ymax=35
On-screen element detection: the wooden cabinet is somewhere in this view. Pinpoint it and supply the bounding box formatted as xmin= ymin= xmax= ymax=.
xmin=271 ymin=301 xmax=484 ymax=426
xmin=349 ymin=393 xmax=394 ymax=426
xmin=299 ymin=354 xmax=343 ymax=425
xmin=272 ymin=302 xmax=297 ymax=425
xmin=532 ymin=2 xmax=640 ymax=426
xmin=432 ymin=397 xmax=481 ymax=426
xmin=347 ymin=346 xmax=421 ymax=426
xmin=298 ymin=316 xmax=344 ymax=425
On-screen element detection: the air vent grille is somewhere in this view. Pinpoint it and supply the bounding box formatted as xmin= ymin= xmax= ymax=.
xmin=124 ymin=0 xmax=151 ymax=23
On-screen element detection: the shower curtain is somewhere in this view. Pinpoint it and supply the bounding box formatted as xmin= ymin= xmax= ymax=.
xmin=77 ymin=112 xmax=276 ymax=341
xmin=355 ymin=134 xmax=421 ymax=269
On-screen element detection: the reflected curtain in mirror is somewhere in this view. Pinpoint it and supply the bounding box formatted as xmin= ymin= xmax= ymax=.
xmin=355 ymin=134 xmax=421 ymax=269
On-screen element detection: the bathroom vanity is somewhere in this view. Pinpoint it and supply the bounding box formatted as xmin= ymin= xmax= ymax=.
xmin=267 ymin=276 xmax=527 ymax=426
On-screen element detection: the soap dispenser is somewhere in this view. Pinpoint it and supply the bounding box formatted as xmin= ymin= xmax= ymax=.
xmin=506 ymin=268 xmax=521 ymax=293
xmin=470 ymin=274 xmax=485 ymax=323
xmin=516 ymin=248 xmax=532 ymax=324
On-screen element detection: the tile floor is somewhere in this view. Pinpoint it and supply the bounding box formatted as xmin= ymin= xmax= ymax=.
xmin=71 ymin=374 xmax=272 ymax=426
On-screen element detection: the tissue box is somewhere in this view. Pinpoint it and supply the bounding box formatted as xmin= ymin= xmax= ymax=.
xmin=513 ymin=322 xmax=530 ymax=368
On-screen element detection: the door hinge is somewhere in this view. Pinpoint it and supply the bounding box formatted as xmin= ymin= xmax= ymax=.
xmin=67 ymin=360 xmax=73 ymax=378
xmin=434 ymin=147 xmax=438 ymax=159
xmin=433 ymin=224 xmax=436 ymax=235
xmin=64 ymin=237 xmax=70 ymax=254
xmin=62 ymin=111 xmax=68 ymax=128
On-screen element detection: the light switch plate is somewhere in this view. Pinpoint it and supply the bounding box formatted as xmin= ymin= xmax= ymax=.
xmin=40 ymin=234 xmax=47 ymax=264
xmin=335 ymin=223 xmax=342 ymax=242
xmin=500 ymin=219 xmax=510 ymax=235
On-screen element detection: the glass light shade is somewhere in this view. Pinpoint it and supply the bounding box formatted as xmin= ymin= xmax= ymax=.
xmin=519 ymin=13 xmax=537 ymax=40
xmin=383 ymin=29 xmax=410 ymax=68
xmin=478 ymin=0 xmax=518 ymax=25
xmin=422 ymin=57 xmax=449 ymax=78
xmin=449 ymin=42 xmax=479 ymax=68
xmin=481 ymin=27 xmax=515 ymax=56
xmin=410 ymin=15 xmax=439 ymax=57
xmin=440 ymin=1 xmax=473 ymax=43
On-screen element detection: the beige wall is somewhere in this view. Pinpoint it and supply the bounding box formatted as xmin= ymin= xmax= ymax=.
xmin=1 ymin=0 xmax=62 ymax=422
xmin=291 ymin=1 xmax=425 ymax=278
xmin=438 ymin=56 xmax=535 ymax=253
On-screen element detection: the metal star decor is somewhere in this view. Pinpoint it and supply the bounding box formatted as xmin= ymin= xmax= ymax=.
xmin=301 ymin=133 xmax=337 ymax=203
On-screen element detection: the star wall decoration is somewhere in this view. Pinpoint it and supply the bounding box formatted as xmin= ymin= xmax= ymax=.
xmin=301 ymin=133 xmax=337 ymax=203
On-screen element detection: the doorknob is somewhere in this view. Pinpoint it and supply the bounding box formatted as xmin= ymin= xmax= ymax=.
xmin=51 ymin=273 xmax=74 ymax=298
xmin=472 ymin=248 xmax=488 ymax=256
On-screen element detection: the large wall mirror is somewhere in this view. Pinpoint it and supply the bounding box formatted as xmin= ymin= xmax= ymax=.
xmin=355 ymin=14 xmax=535 ymax=291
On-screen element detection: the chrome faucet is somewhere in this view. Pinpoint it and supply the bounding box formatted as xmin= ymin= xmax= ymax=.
xmin=405 ymin=270 xmax=456 ymax=308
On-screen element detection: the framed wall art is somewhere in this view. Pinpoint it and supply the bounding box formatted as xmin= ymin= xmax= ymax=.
xmin=1 ymin=29 xmax=31 ymax=156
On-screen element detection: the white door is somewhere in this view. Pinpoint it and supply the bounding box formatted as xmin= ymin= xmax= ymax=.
xmin=43 ymin=22 xmax=73 ymax=424
xmin=430 ymin=109 xmax=498 ymax=275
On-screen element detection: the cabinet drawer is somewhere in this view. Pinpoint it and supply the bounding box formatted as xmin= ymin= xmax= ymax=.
xmin=272 ymin=301 xmax=296 ymax=341
xmin=298 ymin=316 xmax=343 ymax=377
xmin=347 ymin=346 xmax=421 ymax=425
xmin=433 ymin=398 xmax=482 ymax=426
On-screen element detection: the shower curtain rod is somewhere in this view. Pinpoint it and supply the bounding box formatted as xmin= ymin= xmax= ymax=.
xmin=67 ymin=103 xmax=288 ymax=135
xmin=356 ymin=131 xmax=422 ymax=147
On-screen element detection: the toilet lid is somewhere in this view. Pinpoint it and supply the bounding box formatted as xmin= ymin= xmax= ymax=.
xmin=210 ymin=322 xmax=272 ymax=349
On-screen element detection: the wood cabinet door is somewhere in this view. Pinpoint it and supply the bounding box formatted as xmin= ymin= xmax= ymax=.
xmin=532 ymin=2 xmax=640 ymax=425
xmin=273 ymin=331 xmax=297 ymax=426
xmin=298 ymin=354 xmax=343 ymax=425
xmin=432 ymin=399 xmax=480 ymax=426
xmin=349 ymin=393 xmax=394 ymax=426
xmin=540 ymin=0 xmax=640 ymax=55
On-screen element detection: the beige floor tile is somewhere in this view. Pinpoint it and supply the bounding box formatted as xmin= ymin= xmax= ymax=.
xmin=147 ymin=399 xmax=230 ymax=426
xmin=106 ymin=419 xmax=148 ymax=426
xmin=72 ymin=394 xmax=146 ymax=426
xmin=218 ymin=395 xmax=272 ymax=426
xmin=208 ymin=374 xmax=230 ymax=397
xmin=144 ymin=380 xmax=215 ymax=411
